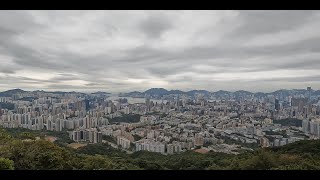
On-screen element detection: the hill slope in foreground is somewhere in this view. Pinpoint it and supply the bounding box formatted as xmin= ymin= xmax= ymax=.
xmin=0 ymin=128 xmax=320 ymax=170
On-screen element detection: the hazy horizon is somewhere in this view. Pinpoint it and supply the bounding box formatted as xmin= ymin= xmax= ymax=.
xmin=0 ymin=86 xmax=315 ymax=94
xmin=1 ymin=10 xmax=320 ymax=92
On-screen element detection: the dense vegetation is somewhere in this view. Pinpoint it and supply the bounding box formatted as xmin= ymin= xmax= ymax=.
xmin=273 ymin=118 xmax=302 ymax=127
xmin=265 ymin=130 xmax=288 ymax=137
xmin=76 ymin=143 xmax=127 ymax=157
xmin=102 ymin=135 xmax=117 ymax=144
xmin=0 ymin=157 xmax=14 ymax=170
xmin=109 ymin=114 xmax=141 ymax=123
xmin=1 ymin=127 xmax=320 ymax=170
xmin=133 ymin=134 xmax=143 ymax=141
xmin=3 ymin=128 xmax=74 ymax=145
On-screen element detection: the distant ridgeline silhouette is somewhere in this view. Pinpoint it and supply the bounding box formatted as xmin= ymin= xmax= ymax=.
xmin=119 ymin=88 xmax=320 ymax=98
xmin=1 ymin=88 xmax=320 ymax=98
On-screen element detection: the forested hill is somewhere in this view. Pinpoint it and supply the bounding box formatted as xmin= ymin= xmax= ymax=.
xmin=1 ymin=128 xmax=320 ymax=170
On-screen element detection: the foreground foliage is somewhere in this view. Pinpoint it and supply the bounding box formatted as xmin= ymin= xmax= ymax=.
xmin=0 ymin=128 xmax=320 ymax=170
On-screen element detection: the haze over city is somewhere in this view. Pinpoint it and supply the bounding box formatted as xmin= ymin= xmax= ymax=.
xmin=1 ymin=10 xmax=320 ymax=93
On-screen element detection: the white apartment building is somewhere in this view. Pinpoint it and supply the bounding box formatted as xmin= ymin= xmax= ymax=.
xmin=135 ymin=140 xmax=165 ymax=153
xmin=302 ymin=119 xmax=310 ymax=133
xmin=117 ymin=136 xmax=131 ymax=149
xmin=71 ymin=128 xmax=102 ymax=144
xmin=310 ymin=121 xmax=320 ymax=137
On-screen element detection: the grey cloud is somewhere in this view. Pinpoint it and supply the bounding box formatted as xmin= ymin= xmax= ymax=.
xmin=146 ymin=67 xmax=185 ymax=78
xmin=0 ymin=27 xmax=17 ymax=41
xmin=256 ymin=75 xmax=320 ymax=83
xmin=0 ymin=10 xmax=43 ymax=34
xmin=50 ymin=74 xmax=80 ymax=81
xmin=0 ymin=75 xmax=48 ymax=88
xmin=86 ymin=83 xmax=105 ymax=86
xmin=139 ymin=13 xmax=173 ymax=38
xmin=232 ymin=10 xmax=317 ymax=37
xmin=0 ymin=69 xmax=15 ymax=74
xmin=1 ymin=10 xmax=320 ymax=92
xmin=86 ymin=82 xmax=126 ymax=87
xmin=46 ymin=84 xmax=89 ymax=90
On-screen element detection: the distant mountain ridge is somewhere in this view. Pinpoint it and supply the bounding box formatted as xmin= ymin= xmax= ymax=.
xmin=144 ymin=88 xmax=169 ymax=96
xmin=0 ymin=89 xmax=26 ymax=97
xmin=91 ymin=91 xmax=111 ymax=95
xmin=3 ymin=88 xmax=26 ymax=94
xmin=120 ymin=87 xmax=316 ymax=98
xmin=0 ymin=89 xmax=86 ymax=97
xmin=0 ymin=87 xmax=316 ymax=98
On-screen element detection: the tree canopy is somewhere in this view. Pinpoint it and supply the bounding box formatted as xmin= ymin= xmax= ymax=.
xmin=1 ymin=127 xmax=320 ymax=170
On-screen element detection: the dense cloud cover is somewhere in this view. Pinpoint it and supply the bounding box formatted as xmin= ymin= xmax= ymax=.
xmin=0 ymin=10 xmax=319 ymax=92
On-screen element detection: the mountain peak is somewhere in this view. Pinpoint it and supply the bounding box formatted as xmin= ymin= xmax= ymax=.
xmin=144 ymin=88 xmax=169 ymax=96
xmin=3 ymin=88 xmax=26 ymax=93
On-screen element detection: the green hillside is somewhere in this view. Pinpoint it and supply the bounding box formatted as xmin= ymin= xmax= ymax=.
xmin=1 ymin=128 xmax=320 ymax=170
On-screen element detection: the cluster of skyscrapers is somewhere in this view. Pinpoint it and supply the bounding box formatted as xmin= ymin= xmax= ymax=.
xmin=0 ymin=87 xmax=320 ymax=154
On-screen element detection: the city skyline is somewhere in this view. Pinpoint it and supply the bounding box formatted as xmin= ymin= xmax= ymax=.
xmin=1 ymin=10 xmax=320 ymax=92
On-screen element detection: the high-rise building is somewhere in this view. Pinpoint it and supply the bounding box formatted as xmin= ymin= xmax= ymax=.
xmin=117 ymin=136 xmax=131 ymax=149
xmin=176 ymin=95 xmax=180 ymax=106
xmin=55 ymin=119 xmax=63 ymax=131
xmin=167 ymin=144 xmax=174 ymax=154
xmin=194 ymin=133 xmax=204 ymax=147
xmin=93 ymin=131 xmax=98 ymax=143
xmin=288 ymin=96 xmax=292 ymax=106
xmin=307 ymin=87 xmax=312 ymax=102
xmin=84 ymin=99 xmax=90 ymax=111
xmin=97 ymin=132 xmax=102 ymax=143
xmin=173 ymin=142 xmax=182 ymax=153
xmin=291 ymin=98 xmax=307 ymax=112
xmin=145 ymin=97 xmax=150 ymax=112
xmin=71 ymin=129 xmax=101 ymax=144
xmin=310 ymin=121 xmax=320 ymax=137
xmin=135 ymin=140 xmax=165 ymax=153
xmin=275 ymin=98 xmax=280 ymax=111
xmin=38 ymin=117 xmax=44 ymax=130
xmin=124 ymin=106 xmax=130 ymax=114
xmin=302 ymin=119 xmax=310 ymax=133
xmin=88 ymin=129 xmax=94 ymax=143
xmin=85 ymin=115 xmax=91 ymax=129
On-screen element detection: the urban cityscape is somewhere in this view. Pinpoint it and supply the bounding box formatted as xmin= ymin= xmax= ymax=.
xmin=0 ymin=87 xmax=319 ymax=155
xmin=1 ymin=10 xmax=320 ymax=170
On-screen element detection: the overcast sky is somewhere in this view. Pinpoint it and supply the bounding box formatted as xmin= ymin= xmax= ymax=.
xmin=0 ymin=10 xmax=320 ymax=93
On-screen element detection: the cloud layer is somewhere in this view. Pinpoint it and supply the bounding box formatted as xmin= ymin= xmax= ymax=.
xmin=0 ymin=10 xmax=320 ymax=92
